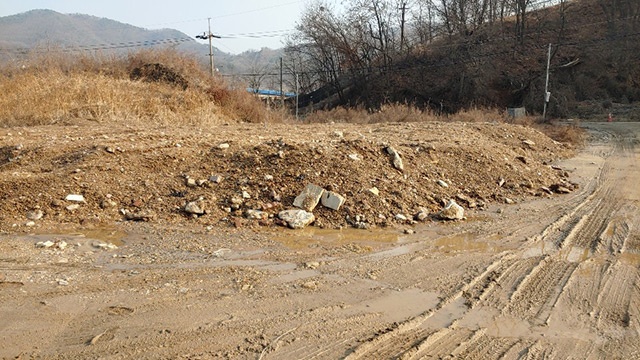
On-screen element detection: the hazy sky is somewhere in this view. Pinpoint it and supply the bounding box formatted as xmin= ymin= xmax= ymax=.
xmin=0 ymin=0 xmax=334 ymax=54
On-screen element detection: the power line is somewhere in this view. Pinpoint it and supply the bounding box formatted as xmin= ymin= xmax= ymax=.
xmin=1 ymin=37 xmax=194 ymax=54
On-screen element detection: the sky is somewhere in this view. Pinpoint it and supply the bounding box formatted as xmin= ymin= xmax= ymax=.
xmin=0 ymin=0 xmax=332 ymax=54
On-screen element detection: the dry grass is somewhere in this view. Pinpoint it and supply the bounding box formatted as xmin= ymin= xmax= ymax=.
xmin=0 ymin=48 xmax=279 ymax=128
xmin=535 ymin=122 xmax=587 ymax=146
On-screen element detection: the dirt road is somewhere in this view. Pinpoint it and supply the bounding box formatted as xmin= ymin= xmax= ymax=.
xmin=1 ymin=122 xmax=638 ymax=359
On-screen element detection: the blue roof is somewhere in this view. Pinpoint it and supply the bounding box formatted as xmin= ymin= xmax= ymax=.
xmin=247 ymin=88 xmax=296 ymax=98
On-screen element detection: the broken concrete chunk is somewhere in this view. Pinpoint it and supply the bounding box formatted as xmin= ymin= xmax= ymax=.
xmin=278 ymin=209 xmax=315 ymax=229
xmin=321 ymin=191 xmax=345 ymax=211
xmin=385 ymin=146 xmax=404 ymax=171
xmin=437 ymin=200 xmax=464 ymax=220
xmin=293 ymin=184 xmax=325 ymax=212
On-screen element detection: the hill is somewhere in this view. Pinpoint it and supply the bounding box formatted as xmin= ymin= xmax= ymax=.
xmin=289 ymin=0 xmax=640 ymax=120
xmin=0 ymin=9 xmax=282 ymax=77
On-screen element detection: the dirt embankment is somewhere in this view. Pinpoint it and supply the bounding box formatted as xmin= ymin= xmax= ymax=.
xmin=0 ymin=121 xmax=576 ymax=233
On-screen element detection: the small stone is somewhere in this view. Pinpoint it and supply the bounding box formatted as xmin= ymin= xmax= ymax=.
xmin=304 ymin=261 xmax=320 ymax=269
xmin=414 ymin=208 xmax=430 ymax=221
xmin=348 ymin=154 xmax=361 ymax=161
xmin=522 ymin=139 xmax=536 ymax=148
xmin=333 ymin=130 xmax=344 ymax=138
xmin=123 ymin=210 xmax=155 ymax=221
xmin=321 ymin=191 xmax=345 ymax=211
xmin=550 ymin=184 xmax=572 ymax=194
xmin=437 ymin=200 xmax=464 ymax=220
xmin=65 ymin=194 xmax=85 ymax=203
xmin=57 ymin=279 xmax=69 ymax=286
xmin=36 ymin=240 xmax=55 ymax=248
xmin=245 ymin=209 xmax=268 ymax=220
xmin=242 ymin=191 xmax=251 ymax=199
xmin=26 ymin=210 xmax=43 ymax=221
xmin=218 ymin=143 xmax=230 ymax=149
xmin=57 ymin=241 xmax=68 ymax=250
xmin=264 ymin=174 xmax=274 ymax=181
xmin=293 ymin=184 xmax=325 ymax=212
xmin=278 ymin=209 xmax=315 ymax=229
xmin=404 ymin=229 xmax=415 ymax=235
xmin=100 ymin=199 xmax=117 ymax=208
xmin=185 ymin=178 xmax=198 ymax=188
xmin=209 ymin=175 xmax=223 ymax=184
xmin=184 ymin=201 xmax=205 ymax=215
xmin=105 ymin=146 xmax=115 ymax=154
xmin=385 ymin=146 xmax=404 ymax=171
xmin=498 ymin=178 xmax=506 ymax=187
xmin=368 ymin=187 xmax=380 ymax=196
xmin=516 ymin=156 xmax=527 ymax=164
xmin=395 ymin=214 xmax=408 ymax=221
xmin=437 ymin=180 xmax=449 ymax=188
xmin=497 ymin=208 xmax=504 ymax=214
xmin=505 ymin=198 xmax=514 ymax=204
xmin=51 ymin=199 xmax=64 ymax=208
xmin=66 ymin=204 xmax=81 ymax=211
xmin=25 ymin=221 xmax=36 ymax=227
xmin=541 ymin=186 xmax=553 ymax=195
xmin=197 ymin=179 xmax=208 ymax=186
xmin=302 ymin=281 xmax=318 ymax=290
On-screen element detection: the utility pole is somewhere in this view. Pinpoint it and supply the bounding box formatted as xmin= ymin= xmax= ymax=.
xmin=196 ymin=18 xmax=221 ymax=76
xmin=280 ymin=57 xmax=284 ymax=107
xmin=295 ymin=73 xmax=299 ymax=120
xmin=542 ymin=43 xmax=552 ymax=121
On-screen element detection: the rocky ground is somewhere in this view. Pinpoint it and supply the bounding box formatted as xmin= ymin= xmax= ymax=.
xmin=0 ymin=121 xmax=576 ymax=234
xmin=2 ymin=121 xmax=640 ymax=359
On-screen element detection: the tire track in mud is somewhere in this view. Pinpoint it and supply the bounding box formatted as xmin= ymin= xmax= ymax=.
xmin=342 ymin=125 xmax=640 ymax=359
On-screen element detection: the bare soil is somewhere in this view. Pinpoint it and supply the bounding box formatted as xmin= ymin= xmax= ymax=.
xmin=1 ymin=121 xmax=639 ymax=359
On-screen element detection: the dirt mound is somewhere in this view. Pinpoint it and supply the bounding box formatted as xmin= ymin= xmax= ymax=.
xmin=0 ymin=122 xmax=576 ymax=233
xmin=130 ymin=63 xmax=188 ymax=90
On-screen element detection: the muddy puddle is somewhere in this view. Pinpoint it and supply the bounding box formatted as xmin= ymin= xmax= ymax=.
xmin=268 ymin=227 xmax=400 ymax=250
xmin=34 ymin=228 xmax=127 ymax=247
xmin=433 ymin=232 xmax=506 ymax=254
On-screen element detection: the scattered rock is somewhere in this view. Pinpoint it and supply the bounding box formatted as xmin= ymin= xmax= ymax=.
xmin=385 ymin=146 xmax=404 ymax=171
xmin=498 ymin=178 xmax=506 ymax=187
xmin=217 ymin=143 xmax=230 ymax=150
xmin=101 ymin=199 xmax=118 ymax=208
xmin=348 ymin=154 xmax=361 ymax=161
xmin=184 ymin=200 xmax=206 ymax=216
xmin=185 ymin=178 xmax=198 ymax=188
xmin=264 ymin=174 xmax=274 ymax=181
xmin=278 ymin=209 xmax=315 ymax=229
xmin=122 ymin=209 xmax=155 ymax=221
xmin=301 ymin=281 xmax=318 ymax=290
xmin=304 ymin=261 xmax=320 ymax=269
xmin=245 ymin=209 xmax=268 ymax=220
xmin=209 ymin=175 xmax=223 ymax=184
xmin=516 ymin=156 xmax=528 ymax=164
xmin=26 ymin=210 xmax=43 ymax=221
xmin=437 ymin=180 xmax=449 ymax=188
xmin=505 ymin=198 xmax=515 ymax=204
xmin=395 ymin=214 xmax=408 ymax=221
xmin=242 ymin=191 xmax=251 ymax=199
xmin=437 ymin=200 xmax=465 ymax=220
xmin=414 ymin=207 xmax=430 ymax=221
xmin=293 ymin=184 xmax=325 ymax=212
xmin=65 ymin=194 xmax=85 ymax=203
xmin=368 ymin=187 xmax=380 ymax=196
xmin=550 ymin=184 xmax=572 ymax=194
xmin=66 ymin=204 xmax=81 ymax=211
xmin=36 ymin=240 xmax=55 ymax=248
xmin=541 ymin=186 xmax=553 ymax=195
xmin=321 ymin=191 xmax=345 ymax=211
xmin=522 ymin=139 xmax=536 ymax=148
xmin=404 ymin=229 xmax=415 ymax=235
xmin=25 ymin=221 xmax=36 ymax=227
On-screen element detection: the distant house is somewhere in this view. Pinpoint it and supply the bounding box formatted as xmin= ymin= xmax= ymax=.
xmin=247 ymin=88 xmax=296 ymax=101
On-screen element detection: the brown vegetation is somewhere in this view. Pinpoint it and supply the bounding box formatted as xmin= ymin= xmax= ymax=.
xmin=0 ymin=48 xmax=285 ymax=128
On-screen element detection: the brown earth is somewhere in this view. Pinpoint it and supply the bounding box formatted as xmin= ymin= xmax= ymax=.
xmin=1 ymin=121 xmax=639 ymax=359
xmin=0 ymin=121 xmax=575 ymax=233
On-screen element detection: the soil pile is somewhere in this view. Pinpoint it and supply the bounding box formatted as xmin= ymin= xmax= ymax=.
xmin=0 ymin=121 xmax=576 ymax=233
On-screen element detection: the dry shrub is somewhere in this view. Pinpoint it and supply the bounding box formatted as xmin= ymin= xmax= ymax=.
xmin=304 ymin=103 xmax=438 ymax=124
xmin=535 ymin=122 xmax=586 ymax=146
xmin=450 ymin=107 xmax=506 ymax=123
xmin=0 ymin=48 xmax=277 ymax=128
